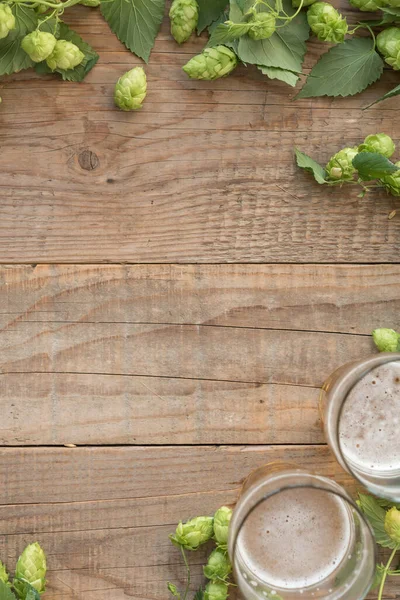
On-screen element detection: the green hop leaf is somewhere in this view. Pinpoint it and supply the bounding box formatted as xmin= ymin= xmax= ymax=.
xmin=0 ymin=581 xmax=17 ymax=600
xmin=183 ymin=46 xmax=238 ymax=80
xmin=13 ymin=543 xmax=46 ymax=599
xmin=295 ymin=148 xmax=327 ymax=183
xmin=46 ymin=39 xmax=84 ymax=71
xmin=197 ymin=0 xmax=227 ymax=33
xmin=325 ymin=147 xmax=358 ymax=181
xmin=204 ymin=548 xmax=232 ymax=582
xmin=380 ymin=161 xmax=400 ymax=196
xmin=353 ymin=152 xmax=398 ymax=180
xmin=297 ymin=38 xmax=384 ymax=98
xmin=349 ymin=0 xmax=386 ymax=10
xmin=194 ymin=589 xmax=204 ymax=600
xmin=307 ymin=2 xmax=348 ymax=43
xmin=366 ymin=83 xmax=400 ymax=108
xmin=0 ymin=4 xmax=15 ymax=40
xmin=372 ymin=328 xmax=400 ymax=352
xmin=358 ymin=494 xmax=399 ymax=549
xmin=204 ymin=581 xmax=228 ymax=600
xmin=170 ymin=0 xmax=199 ymax=44
xmin=213 ymin=506 xmax=232 ymax=547
xmin=170 ymin=516 xmax=214 ymax=551
xmin=114 ymin=66 xmax=147 ymax=111
xmin=207 ymin=21 xmax=252 ymax=46
xmin=377 ymin=27 xmax=400 ymax=70
xmin=21 ymin=30 xmax=56 ymax=62
xmin=248 ymin=12 xmax=276 ymax=40
xmin=358 ymin=133 xmax=395 ymax=158
xmin=0 ymin=563 xmax=8 ymax=587
xmin=258 ymin=65 xmax=299 ymax=86
xmin=385 ymin=507 xmax=400 ymax=544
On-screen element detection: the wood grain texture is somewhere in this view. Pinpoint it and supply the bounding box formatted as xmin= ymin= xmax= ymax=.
xmin=0 ymin=446 xmax=396 ymax=599
xmin=2 ymin=263 xmax=399 ymax=444
xmin=0 ymin=8 xmax=399 ymax=262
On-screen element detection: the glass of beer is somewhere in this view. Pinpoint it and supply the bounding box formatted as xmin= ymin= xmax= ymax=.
xmin=321 ymin=353 xmax=400 ymax=501
xmin=228 ymin=463 xmax=376 ymax=600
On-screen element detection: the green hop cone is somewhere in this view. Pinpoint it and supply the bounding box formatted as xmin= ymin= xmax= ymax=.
xmin=170 ymin=516 xmax=214 ymax=551
xmin=0 ymin=561 xmax=9 ymax=586
xmin=183 ymin=46 xmax=238 ymax=80
xmin=21 ymin=31 xmax=57 ymax=63
xmin=377 ymin=27 xmax=400 ymax=70
xmin=381 ymin=161 xmax=400 ymax=197
xmin=0 ymin=4 xmax=15 ymax=40
xmin=385 ymin=507 xmax=400 ymax=544
xmin=204 ymin=581 xmax=229 ymax=600
xmin=248 ymin=12 xmax=276 ymax=40
xmin=46 ymin=40 xmax=84 ymax=71
xmin=204 ymin=548 xmax=232 ymax=582
xmin=325 ymin=147 xmax=358 ymax=181
xmin=81 ymin=0 xmax=101 ymax=5
xmin=307 ymin=2 xmax=348 ymax=43
xmin=170 ymin=0 xmax=199 ymax=44
xmin=213 ymin=506 xmax=232 ymax=547
xmin=349 ymin=0 xmax=386 ymax=9
xmin=114 ymin=67 xmax=147 ymax=111
xmin=372 ymin=328 xmax=400 ymax=352
xmin=358 ymin=133 xmax=395 ymax=158
xmin=14 ymin=542 xmax=46 ymax=598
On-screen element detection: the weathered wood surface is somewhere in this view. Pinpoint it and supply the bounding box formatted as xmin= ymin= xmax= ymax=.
xmin=0 ymin=446 xmax=396 ymax=599
xmin=1 ymin=263 xmax=399 ymax=445
xmin=0 ymin=7 xmax=399 ymax=263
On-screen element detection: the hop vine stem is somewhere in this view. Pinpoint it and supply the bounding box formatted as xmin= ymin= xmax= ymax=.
xmin=378 ymin=545 xmax=400 ymax=600
xmin=180 ymin=546 xmax=191 ymax=600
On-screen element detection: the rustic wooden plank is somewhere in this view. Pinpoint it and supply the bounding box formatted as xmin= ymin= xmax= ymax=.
xmin=0 ymin=446 xmax=397 ymax=599
xmin=0 ymin=10 xmax=399 ymax=263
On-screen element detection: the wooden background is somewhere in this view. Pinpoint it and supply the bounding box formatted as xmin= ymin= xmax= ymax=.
xmin=0 ymin=2 xmax=399 ymax=598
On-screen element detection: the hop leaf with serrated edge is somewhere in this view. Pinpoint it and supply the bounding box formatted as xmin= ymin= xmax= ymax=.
xmin=204 ymin=548 xmax=232 ymax=582
xmin=114 ymin=66 xmax=147 ymax=111
xmin=377 ymin=27 xmax=400 ymax=70
xmin=204 ymin=581 xmax=228 ymax=600
xmin=183 ymin=46 xmax=238 ymax=80
xmin=21 ymin=31 xmax=57 ymax=63
xmin=13 ymin=543 xmax=46 ymax=598
xmin=169 ymin=516 xmax=214 ymax=551
xmin=247 ymin=12 xmax=276 ymax=40
xmin=0 ymin=561 xmax=9 ymax=586
xmin=372 ymin=328 xmax=400 ymax=352
xmin=0 ymin=4 xmax=15 ymax=40
xmin=169 ymin=0 xmax=199 ymax=44
xmin=325 ymin=147 xmax=358 ymax=181
xmin=381 ymin=162 xmax=400 ymax=197
xmin=46 ymin=40 xmax=84 ymax=71
xmin=385 ymin=507 xmax=400 ymax=544
xmin=213 ymin=506 xmax=232 ymax=548
xmin=307 ymin=2 xmax=348 ymax=43
xmin=359 ymin=133 xmax=395 ymax=159
xmin=349 ymin=0 xmax=386 ymax=10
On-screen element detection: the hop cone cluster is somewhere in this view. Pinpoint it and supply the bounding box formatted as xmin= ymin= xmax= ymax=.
xmin=22 ymin=31 xmax=57 ymax=63
xmin=170 ymin=0 xmax=199 ymax=44
xmin=170 ymin=516 xmax=214 ymax=550
xmin=183 ymin=46 xmax=238 ymax=80
xmin=326 ymin=147 xmax=358 ymax=181
xmin=114 ymin=66 xmax=147 ymax=111
xmin=0 ymin=4 xmax=15 ymax=40
xmin=307 ymin=2 xmax=348 ymax=43
xmin=248 ymin=12 xmax=276 ymax=40
xmin=14 ymin=542 xmax=47 ymax=598
xmin=46 ymin=40 xmax=84 ymax=70
xmin=377 ymin=27 xmax=400 ymax=70
xmin=358 ymin=133 xmax=395 ymax=158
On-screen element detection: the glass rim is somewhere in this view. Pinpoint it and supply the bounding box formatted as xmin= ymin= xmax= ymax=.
xmin=334 ymin=354 xmax=400 ymax=493
xmin=229 ymin=478 xmax=378 ymax=597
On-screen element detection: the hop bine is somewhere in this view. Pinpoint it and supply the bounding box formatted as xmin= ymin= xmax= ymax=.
xmin=358 ymin=133 xmax=395 ymax=158
xmin=0 ymin=4 xmax=15 ymax=40
xmin=307 ymin=2 xmax=348 ymax=43
xmin=46 ymin=40 xmax=85 ymax=70
xmin=170 ymin=0 xmax=199 ymax=44
xmin=22 ymin=31 xmax=57 ymax=63
xmin=170 ymin=516 xmax=214 ymax=551
xmin=183 ymin=46 xmax=238 ymax=80
xmin=377 ymin=27 xmax=400 ymax=71
xmin=325 ymin=147 xmax=358 ymax=181
xmin=13 ymin=542 xmax=47 ymax=599
xmin=114 ymin=67 xmax=147 ymax=111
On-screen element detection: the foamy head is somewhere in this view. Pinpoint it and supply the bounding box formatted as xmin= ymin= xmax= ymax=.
xmin=236 ymin=488 xmax=353 ymax=591
xmin=339 ymin=360 xmax=400 ymax=476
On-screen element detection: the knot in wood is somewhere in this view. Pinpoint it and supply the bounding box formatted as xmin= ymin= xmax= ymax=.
xmin=78 ymin=150 xmax=100 ymax=171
